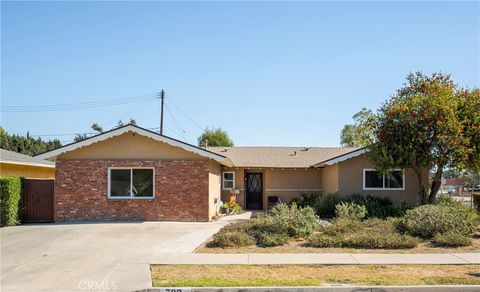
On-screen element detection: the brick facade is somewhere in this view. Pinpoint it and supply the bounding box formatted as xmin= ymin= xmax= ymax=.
xmin=54 ymin=159 xmax=210 ymax=222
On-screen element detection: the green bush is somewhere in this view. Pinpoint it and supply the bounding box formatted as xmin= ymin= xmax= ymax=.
xmin=433 ymin=230 xmax=472 ymax=247
xmin=305 ymin=233 xmax=342 ymax=248
xmin=399 ymin=204 xmax=476 ymax=239
xmin=231 ymin=203 xmax=245 ymax=215
xmin=322 ymin=218 xmax=363 ymax=236
xmin=306 ymin=218 xmax=419 ymax=249
xmin=212 ymin=230 xmax=255 ymax=247
xmin=256 ymin=232 xmax=290 ymax=247
xmin=341 ymin=231 xmax=419 ymax=249
xmin=301 ymin=193 xmax=411 ymax=219
xmin=0 ymin=176 xmax=23 ymax=227
xmin=435 ymin=196 xmax=480 ymax=225
xmin=211 ymin=203 xmax=318 ymax=248
xmin=300 ymin=192 xmax=341 ymax=218
xmin=269 ymin=203 xmax=318 ymax=237
xmin=335 ymin=202 xmax=367 ymax=221
xmin=348 ymin=194 xmax=412 ymax=218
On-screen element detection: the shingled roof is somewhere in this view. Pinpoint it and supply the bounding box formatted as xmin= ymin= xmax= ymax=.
xmin=208 ymin=146 xmax=360 ymax=168
xmin=0 ymin=149 xmax=55 ymax=168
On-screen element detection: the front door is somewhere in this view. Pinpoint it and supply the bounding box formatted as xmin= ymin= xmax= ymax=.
xmin=246 ymin=173 xmax=263 ymax=210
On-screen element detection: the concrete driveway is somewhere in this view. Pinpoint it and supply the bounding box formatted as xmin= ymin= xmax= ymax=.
xmin=1 ymin=222 xmax=224 ymax=292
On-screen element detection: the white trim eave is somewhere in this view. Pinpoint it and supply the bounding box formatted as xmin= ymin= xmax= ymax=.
xmin=35 ymin=125 xmax=232 ymax=166
xmin=0 ymin=160 xmax=55 ymax=168
xmin=312 ymin=148 xmax=368 ymax=168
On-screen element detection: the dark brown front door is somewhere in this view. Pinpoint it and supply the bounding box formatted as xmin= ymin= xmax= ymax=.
xmin=22 ymin=179 xmax=54 ymax=223
xmin=246 ymin=173 xmax=263 ymax=210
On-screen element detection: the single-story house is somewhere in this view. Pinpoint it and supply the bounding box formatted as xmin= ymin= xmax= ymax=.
xmin=1 ymin=148 xmax=55 ymax=179
xmin=36 ymin=125 xmax=427 ymax=222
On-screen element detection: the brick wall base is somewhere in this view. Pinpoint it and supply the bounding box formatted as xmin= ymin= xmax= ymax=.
xmin=54 ymin=160 xmax=210 ymax=222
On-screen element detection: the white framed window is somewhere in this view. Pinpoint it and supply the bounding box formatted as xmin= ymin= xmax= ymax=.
xmin=363 ymin=169 xmax=405 ymax=190
xmin=222 ymin=171 xmax=235 ymax=190
xmin=108 ymin=167 xmax=155 ymax=199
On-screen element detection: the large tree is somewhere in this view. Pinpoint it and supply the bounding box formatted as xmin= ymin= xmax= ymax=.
xmin=197 ymin=127 xmax=234 ymax=147
xmin=340 ymin=108 xmax=377 ymax=147
xmin=369 ymin=72 xmax=480 ymax=204
xmin=0 ymin=127 xmax=61 ymax=156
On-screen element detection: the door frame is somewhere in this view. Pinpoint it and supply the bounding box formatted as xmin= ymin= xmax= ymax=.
xmin=244 ymin=172 xmax=264 ymax=210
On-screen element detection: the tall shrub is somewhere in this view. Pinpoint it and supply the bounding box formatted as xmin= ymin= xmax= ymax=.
xmin=0 ymin=176 xmax=23 ymax=226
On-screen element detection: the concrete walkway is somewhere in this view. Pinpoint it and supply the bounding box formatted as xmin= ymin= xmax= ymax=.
xmin=151 ymin=252 xmax=480 ymax=265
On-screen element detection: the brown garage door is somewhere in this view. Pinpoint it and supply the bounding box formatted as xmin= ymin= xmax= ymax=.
xmin=22 ymin=179 xmax=54 ymax=223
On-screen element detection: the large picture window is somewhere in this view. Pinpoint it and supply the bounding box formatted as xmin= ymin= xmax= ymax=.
xmin=108 ymin=168 xmax=154 ymax=199
xmin=222 ymin=171 xmax=235 ymax=190
xmin=363 ymin=169 xmax=404 ymax=190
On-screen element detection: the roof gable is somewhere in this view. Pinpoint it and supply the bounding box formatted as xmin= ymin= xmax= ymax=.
xmin=35 ymin=125 xmax=232 ymax=166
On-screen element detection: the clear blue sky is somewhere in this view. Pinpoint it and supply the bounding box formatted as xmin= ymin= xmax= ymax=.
xmin=2 ymin=1 xmax=479 ymax=146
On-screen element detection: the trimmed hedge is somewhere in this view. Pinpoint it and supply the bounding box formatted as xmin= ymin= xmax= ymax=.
xmin=0 ymin=176 xmax=23 ymax=227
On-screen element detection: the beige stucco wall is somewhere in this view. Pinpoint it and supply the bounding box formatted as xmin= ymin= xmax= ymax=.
xmin=57 ymin=132 xmax=206 ymax=160
xmin=208 ymin=160 xmax=221 ymax=219
xmin=319 ymin=164 xmax=338 ymax=193
xmin=221 ymin=168 xmax=322 ymax=210
xmin=337 ymin=154 xmax=427 ymax=205
xmin=0 ymin=163 xmax=55 ymax=179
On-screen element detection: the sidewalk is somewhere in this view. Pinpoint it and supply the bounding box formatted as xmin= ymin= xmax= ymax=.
xmin=151 ymin=252 xmax=480 ymax=265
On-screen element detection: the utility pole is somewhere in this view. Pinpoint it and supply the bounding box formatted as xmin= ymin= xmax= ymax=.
xmin=158 ymin=90 xmax=165 ymax=135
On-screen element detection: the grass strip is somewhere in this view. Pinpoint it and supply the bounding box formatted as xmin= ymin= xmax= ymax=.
xmin=151 ymin=264 xmax=480 ymax=287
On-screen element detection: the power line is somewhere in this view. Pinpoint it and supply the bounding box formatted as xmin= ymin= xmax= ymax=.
xmin=29 ymin=126 xmax=161 ymax=138
xmin=167 ymin=99 xmax=206 ymax=132
xmin=164 ymin=103 xmax=189 ymax=142
xmin=1 ymin=93 xmax=157 ymax=112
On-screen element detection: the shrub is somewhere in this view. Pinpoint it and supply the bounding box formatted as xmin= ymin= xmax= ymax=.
xmin=269 ymin=203 xmax=318 ymax=237
xmin=231 ymin=203 xmax=244 ymax=215
xmin=306 ymin=218 xmax=419 ymax=249
xmin=348 ymin=194 xmax=412 ymax=218
xmin=433 ymin=230 xmax=472 ymax=247
xmin=306 ymin=233 xmax=342 ymax=248
xmin=341 ymin=231 xmax=419 ymax=249
xmin=300 ymin=192 xmax=342 ymax=218
xmin=399 ymin=204 xmax=476 ymax=239
xmin=335 ymin=202 xmax=367 ymax=221
xmin=435 ymin=196 xmax=480 ymax=225
xmin=256 ymin=232 xmax=290 ymax=247
xmin=322 ymin=218 xmax=363 ymax=236
xmin=0 ymin=176 xmax=23 ymax=227
xmin=212 ymin=230 xmax=255 ymax=247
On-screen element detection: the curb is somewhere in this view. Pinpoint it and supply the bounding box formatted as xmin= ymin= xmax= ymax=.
xmin=139 ymin=285 xmax=480 ymax=292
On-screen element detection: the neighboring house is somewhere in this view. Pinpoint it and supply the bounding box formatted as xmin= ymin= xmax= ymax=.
xmin=36 ymin=125 xmax=427 ymax=223
xmin=0 ymin=148 xmax=55 ymax=179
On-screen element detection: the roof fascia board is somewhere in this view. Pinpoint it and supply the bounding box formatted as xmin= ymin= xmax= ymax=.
xmin=35 ymin=125 xmax=231 ymax=166
xmin=0 ymin=160 xmax=55 ymax=168
xmin=312 ymin=148 xmax=368 ymax=167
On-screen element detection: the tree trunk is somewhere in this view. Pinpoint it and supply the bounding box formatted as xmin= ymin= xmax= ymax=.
xmin=428 ymin=167 xmax=444 ymax=203
xmin=415 ymin=168 xmax=428 ymax=204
